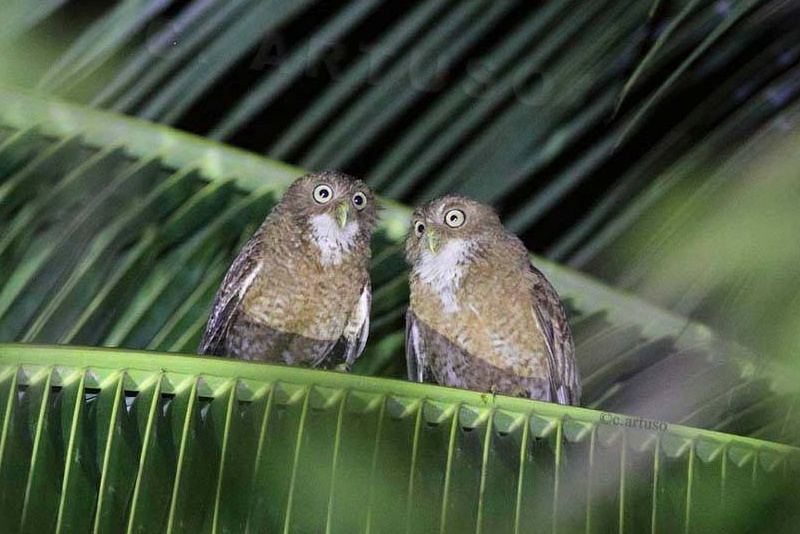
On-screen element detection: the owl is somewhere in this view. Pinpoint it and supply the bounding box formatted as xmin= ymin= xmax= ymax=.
xmin=404 ymin=196 xmax=581 ymax=405
xmin=198 ymin=171 xmax=377 ymax=369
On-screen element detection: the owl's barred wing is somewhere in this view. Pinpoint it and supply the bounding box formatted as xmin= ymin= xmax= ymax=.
xmin=306 ymin=282 xmax=370 ymax=370
xmin=339 ymin=282 xmax=371 ymax=368
xmin=198 ymin=233 xmax=263 ymax=356
xmin=405 ymin=309 xmax=435 ymax=383
xmin=528 ymin=264 xmax=582 ymax=406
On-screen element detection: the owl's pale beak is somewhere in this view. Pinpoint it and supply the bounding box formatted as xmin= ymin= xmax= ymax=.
xmin=425 ymin=230 xmax=440 ymax=253
xmin=335 ymin=203 xmax=349 ymax=229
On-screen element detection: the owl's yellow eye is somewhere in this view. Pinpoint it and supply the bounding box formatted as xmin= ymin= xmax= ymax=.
xmin=414 ymin=220 xmax=425 ymax=237
xmin=444 ymin=209 xmax=465 ymax=228
xmin=352 ymin=192 xmax=367 ymax=210
xmin=313 ymin=184 xmax=333 ymax=203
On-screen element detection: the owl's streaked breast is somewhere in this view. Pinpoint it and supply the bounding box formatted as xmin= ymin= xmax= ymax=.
xmin=240 ymin=218 xmax=368 ymax=342
xmin=411 ymin=257 xmax=550 ymax=378
xmin=412 ymin=239 xmax=472 ymax=313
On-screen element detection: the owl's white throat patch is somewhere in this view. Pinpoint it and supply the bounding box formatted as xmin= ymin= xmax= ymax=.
xmin=309 ymin=213 xmax=360 ymax=265
xmin=415 ymin=238 xmax=473 ymax=313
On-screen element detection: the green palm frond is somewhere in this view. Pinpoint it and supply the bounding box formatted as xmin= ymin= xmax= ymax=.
xmin=1 ymin=344 xmax=798 ymax=534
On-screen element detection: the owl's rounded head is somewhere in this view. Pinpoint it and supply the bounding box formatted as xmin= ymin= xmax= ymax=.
xmin=405 ymin=195 xmax=505 ymax=265
xmin=278 ymin=171 xmax=377 ymax=262
xmin=280 ymin=171 xmax=377 ymax=225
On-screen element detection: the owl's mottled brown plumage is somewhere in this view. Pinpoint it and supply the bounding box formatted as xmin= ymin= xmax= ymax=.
xmin=199 ymin=171 xmax=377 ymax=368
xmin=404 ymin=195 xmax=581 ymax=405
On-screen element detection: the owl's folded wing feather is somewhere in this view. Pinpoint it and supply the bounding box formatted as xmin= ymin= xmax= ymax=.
xmin=405 ymin=309 xmax=435 ymax=383
xmin=337 ymin=281 xmax=372 ymax=368
xmin=198 ymin=234 xmax=263 ymax=356
xmin=528 ymin=264 xmax=582 ymax=406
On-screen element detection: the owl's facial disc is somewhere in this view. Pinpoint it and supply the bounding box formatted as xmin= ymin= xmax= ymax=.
xmin=310 ymin=181 xmax=372 ymax=230
xmin=412 ymin=206 xmax=468 ymax=255
xmin=280 ymin=173 xmax=377 ymax=264
xmin=407 ymin=195 xmax=503 ymax=273
xmin=302 ymin=175 xmax=376 ymax=265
